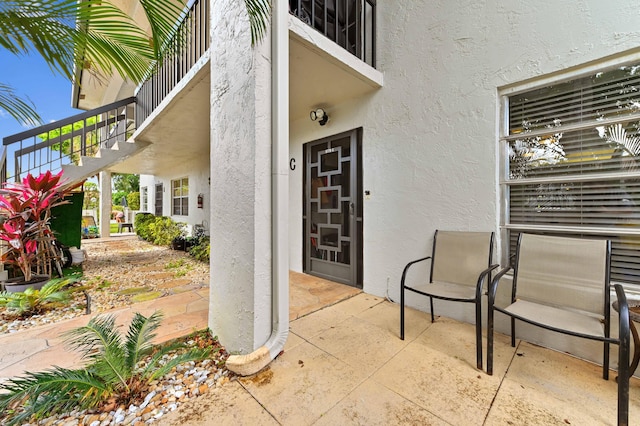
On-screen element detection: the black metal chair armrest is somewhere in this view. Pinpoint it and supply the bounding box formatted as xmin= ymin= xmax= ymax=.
xmin=488 ymin=266 xmax=512 ymax=305
xmin=614 ymin=284 xmax=631 ymax=347
xmin=613 ymin=284 xmax=631 ymax=424
xmin=476 ymin=264 xmax=500 ymax=297
xmin=400 ymin=256 xmax=431 ymax=288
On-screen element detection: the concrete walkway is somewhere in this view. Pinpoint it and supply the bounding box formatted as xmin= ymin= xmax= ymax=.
xmin=157 ymin=293 xmax=640 ymax=426
xmin=0 ymin=270 xmax=359 ymax=383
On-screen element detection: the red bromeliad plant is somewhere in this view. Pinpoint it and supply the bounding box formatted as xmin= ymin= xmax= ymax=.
xmin=0 ymin=171 xmax=69 ymax=282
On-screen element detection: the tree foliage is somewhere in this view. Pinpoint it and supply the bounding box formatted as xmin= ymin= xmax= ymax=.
xmin=0 ymin=0 xmax=271 ymax=125
xmin=112 ymin=173 xmax=140 ymax=194
xmin=82 ymin=181 xmax=99 ymax=211
xmin=127 ymin=192 xmax=141 ymax=210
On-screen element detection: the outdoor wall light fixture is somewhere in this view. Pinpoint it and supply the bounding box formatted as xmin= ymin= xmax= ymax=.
xmin=310 ymin=108 xmax=329 ymax=126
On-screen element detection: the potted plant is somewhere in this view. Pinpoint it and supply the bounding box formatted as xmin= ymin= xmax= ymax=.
xmin=0 ymin=171 xmax=69 ymax=292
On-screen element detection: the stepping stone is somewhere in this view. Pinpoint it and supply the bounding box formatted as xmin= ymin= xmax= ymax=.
xmin=170 ymin=283 xmax=204 ymax=294
xmin=148 ymin=272 xmax=175 ymax=280
xmin=158 ymin=279 xmax=192 ymax=289
xmin=117 ymin=287 xmax=150 ymax=295
xmin=132 ymin=291 xmax=163 ymax=303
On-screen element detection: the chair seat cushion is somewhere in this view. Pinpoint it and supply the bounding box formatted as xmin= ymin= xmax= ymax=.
xmin=406 ymin=281 xmax=477 ymax=301
xmin=505 ymin=300 xmax=605 ymax=338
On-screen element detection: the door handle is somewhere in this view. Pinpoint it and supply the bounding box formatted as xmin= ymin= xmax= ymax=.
xmin=349 ymin=202 xmax=354 ymax=215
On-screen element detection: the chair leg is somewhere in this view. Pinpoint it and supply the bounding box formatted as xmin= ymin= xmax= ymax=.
xmin=475 ymin=300 xmax=482 ymax=370
xmin=510 ymin=317 xmax=516 ymax=347
xmin=429 ymin=297 xmax=435 ymax=323
xmin=487 ymin=304 xmax=494 ymax=375
xmin=603 ymin=342 xmax=610 ymax=380
xmin=400 ymin=287 xmax=405 ymax=341
xmin=618 ymin=341 xmax=630 ymax=426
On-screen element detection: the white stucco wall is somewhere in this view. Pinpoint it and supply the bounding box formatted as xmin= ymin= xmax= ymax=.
xmin=288 ymin=0 xmax=640 ymax=363
xmin=138 ymin=157 xmax=210 ymax=235
xmin=209 ymin=0 xmax=273 ymax=354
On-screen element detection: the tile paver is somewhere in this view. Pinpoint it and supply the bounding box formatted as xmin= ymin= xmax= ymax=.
xmin=2 ymin=248 xmax=640 ymax=425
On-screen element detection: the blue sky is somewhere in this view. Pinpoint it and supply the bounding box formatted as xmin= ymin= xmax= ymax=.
xmin=0 ymin=49 xmax=82 ymax=144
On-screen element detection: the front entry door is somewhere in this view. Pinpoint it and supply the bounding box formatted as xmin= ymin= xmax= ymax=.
xmin=303 ymin=129 xmax=362 ymax=287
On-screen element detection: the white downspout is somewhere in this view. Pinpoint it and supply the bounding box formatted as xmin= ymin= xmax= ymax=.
xmin=225 ymin=0 xmax=289 ymax=376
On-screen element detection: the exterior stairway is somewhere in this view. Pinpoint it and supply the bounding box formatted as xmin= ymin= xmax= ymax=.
xmin=60 ymin=139 xmax=150 ymax=188
xmin=1 ymin=97 xmax=143 ymax=188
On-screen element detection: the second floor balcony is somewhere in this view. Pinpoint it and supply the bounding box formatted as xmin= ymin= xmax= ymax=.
xmin=289 ymin=0 xmax=376 ymax=68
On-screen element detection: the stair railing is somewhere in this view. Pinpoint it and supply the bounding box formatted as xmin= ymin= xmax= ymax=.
xmin=1 ymin=97 xmax=136 ymax=185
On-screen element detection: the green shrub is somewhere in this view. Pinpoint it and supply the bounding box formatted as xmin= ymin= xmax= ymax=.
xmin=134 ymin=213 xmax=155 ymax=241
xmin=134 ymin=215 xmax=185 ymax=247
xmin=148 ymin=217 xmax=185 ymax=246
xmin=127 ymin=192 xmax=140 ymax=210
xmin=189 ymin=236 xmax=210 ymax=263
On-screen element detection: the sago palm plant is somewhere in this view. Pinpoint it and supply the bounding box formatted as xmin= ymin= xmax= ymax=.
xmin=0 ymin=276 xmax=78 ymax=316
xmin=0 ymin=310 xmax=211 ymax=425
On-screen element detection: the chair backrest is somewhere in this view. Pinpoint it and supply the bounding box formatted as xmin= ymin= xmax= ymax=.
xmin=514 ymin=233 xmax=610 ymax=315
xmin=431 ymin=230 xmax=494 ymax=286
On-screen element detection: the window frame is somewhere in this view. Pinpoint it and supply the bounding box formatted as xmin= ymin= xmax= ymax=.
xmin=141 ymin=186 xmax=148 ymax=212
xmin=499 ymin=55 xmax=640 ymax=289
xmin=171 ymin=177 xmax=189 ymax=216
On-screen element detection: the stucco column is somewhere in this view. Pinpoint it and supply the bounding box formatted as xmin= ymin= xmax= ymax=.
xmin=99 ymin=171 xmax=112 ymax=238
xmin=209 ymin=0 xmax=273 ymax=354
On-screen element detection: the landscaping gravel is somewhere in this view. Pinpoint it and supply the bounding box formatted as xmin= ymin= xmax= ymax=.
xmin=0 ymin=237 xmax=210 ymax=334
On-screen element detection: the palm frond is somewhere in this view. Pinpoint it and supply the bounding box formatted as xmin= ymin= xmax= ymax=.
xmin=63 ymin=314 xmax=129 ymax=388
xmin=139 ymin=0 xmax=188 ymax=60
xmin=0 ymin=367 xmax=111 ymax=426
xmin=64 ymin=314 xmax=120 ymax=357
xmin=0 ymin=83 xmax=42 ymax=126
xmin=245 ymin=0 xmax=271 ymax=45
xmin=0 ymin=1 xmax=78 ymax=79
xmin=124 ymin=311 xmax=164 ymax=370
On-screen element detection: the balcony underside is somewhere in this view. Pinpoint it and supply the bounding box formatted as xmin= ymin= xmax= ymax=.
xmin=110 ymin=61 xmax=211 ymax=176
xmin=289 ymin=16 xmax=383 ymax=122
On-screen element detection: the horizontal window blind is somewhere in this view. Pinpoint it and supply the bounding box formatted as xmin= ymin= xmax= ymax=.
xmin=504 ymin=64 xmax=640 ymax=285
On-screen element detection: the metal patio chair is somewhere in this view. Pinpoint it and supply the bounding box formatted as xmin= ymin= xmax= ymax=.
xmin=400 ymin=230 xmax=497 ymax=370
xmin=486 ymin=233 xmax=631 ymax=425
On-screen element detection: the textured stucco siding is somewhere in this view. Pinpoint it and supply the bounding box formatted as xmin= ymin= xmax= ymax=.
xmin=138 ymin=159 xmax=210 ymax=233
xmin=208 ymin=0 xmax=273 ymax=354
xmin=289 ymin=0 xmax=640 ymax=337
xmin=206 ymin=0 xmax=640 ymax=358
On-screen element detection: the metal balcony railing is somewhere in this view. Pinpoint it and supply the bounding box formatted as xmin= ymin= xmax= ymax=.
xmin=1 ymin=98 xmax=136 ymax=185
xmin=136 ymin=0 xmax=210 ymax=127
xmin=290 ymin=0 xmax=376 ymax=68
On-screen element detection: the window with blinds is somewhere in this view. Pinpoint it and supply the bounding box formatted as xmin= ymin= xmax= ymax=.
xmin=503 ymin=64 xmax=640 ymax=286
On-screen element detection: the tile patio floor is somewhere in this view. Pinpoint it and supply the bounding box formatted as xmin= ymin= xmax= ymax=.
xmin=159 ymin=293 xmax=640 ymax=426
xmin=1 ymin=264 xmax=640 ymax=425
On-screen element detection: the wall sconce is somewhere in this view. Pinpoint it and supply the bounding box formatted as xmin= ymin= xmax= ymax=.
xmin=310 ymin=108 xmax=329 ymax=126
